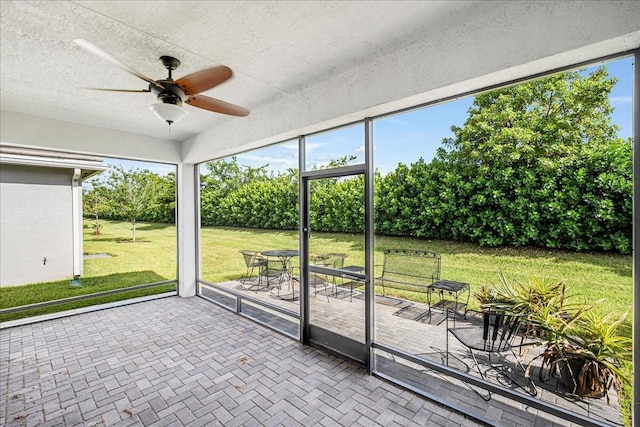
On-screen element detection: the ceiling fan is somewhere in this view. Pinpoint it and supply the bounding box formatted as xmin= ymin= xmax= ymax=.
xmin=74 ymin=39 xmax=249 ymax=125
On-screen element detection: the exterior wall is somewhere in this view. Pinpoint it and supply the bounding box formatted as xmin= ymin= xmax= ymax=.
xmin=0 ymin=165 xmax=73 ymax=286
xmin=0 ymin=112 xmax=182 ymax=165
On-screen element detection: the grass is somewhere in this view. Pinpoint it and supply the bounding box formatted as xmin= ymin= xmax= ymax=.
xmin=82 ymin=219 xmax=177 ymax=279
xmin=0 ymin=219 xmax=177 ymax=322
xmin=201 ymin=226 xmax=632 ymax=324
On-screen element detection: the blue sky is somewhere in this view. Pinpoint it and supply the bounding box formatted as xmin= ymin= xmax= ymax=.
xmin=106 ymin=55 xmax=634 ymax=176
xmin=237 ymin=55 xmax=634 ymax=175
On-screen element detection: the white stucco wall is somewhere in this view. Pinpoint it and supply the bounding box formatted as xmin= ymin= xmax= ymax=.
xmin=0 ymin=165 xmax=74 ymax=286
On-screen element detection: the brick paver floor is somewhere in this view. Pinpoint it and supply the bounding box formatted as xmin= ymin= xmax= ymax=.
xmin=1 ymin=296 xmax=478 ymax=427
xmin=203 ymin=280 xmax=623 ymax=427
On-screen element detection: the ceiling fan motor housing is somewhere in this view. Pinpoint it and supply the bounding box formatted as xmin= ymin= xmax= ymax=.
xmin=150 ymin=80 xmax=186 ymax=106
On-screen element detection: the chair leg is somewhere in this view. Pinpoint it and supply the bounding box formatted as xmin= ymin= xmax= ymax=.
xmin=468 ymin=349 xmax=492 ymax=401
xmin=250 ymin=267 xmax=262 ymax=292
xmin=487 ymin=350 xmax=538 ymax=397
xmin=240 ymin=267 xmax=251 ymax=284
xmin=444 ymin=331 xmax=491 ymax=402
xmin=477 ymin=351 xmax=538 ymax=397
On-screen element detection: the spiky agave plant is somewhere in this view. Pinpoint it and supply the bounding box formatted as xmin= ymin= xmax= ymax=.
xmin=481 ymin=272 xmax=566 ymax=317
xmin=528 ymin=305 xmax=631 ymax=402
xmin=568 ymin=309 xmax=632 ymax=402
xmin=525 ymin=299 xmax=588 ymax=382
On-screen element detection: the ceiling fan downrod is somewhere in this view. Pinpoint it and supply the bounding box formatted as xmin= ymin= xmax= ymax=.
xmin=149 ymin=56 xmax=188 ymax=125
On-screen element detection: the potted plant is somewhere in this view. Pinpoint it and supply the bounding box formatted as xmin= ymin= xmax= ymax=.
xmin=476 ymin=273 xmax=566 ymax=337
xmin=529 ymin=305 xmax=631 ymax=402
xmin=478 ymin=272 xmax=631 ymax=402
xmin=479 ymin=272 xmax=565 ymax=314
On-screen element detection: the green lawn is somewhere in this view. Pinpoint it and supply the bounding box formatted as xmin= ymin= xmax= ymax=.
xmin=201 ymin=226 xmax=632 ymax=326
xmin=3 ymin=220 xmax=631 ymax=328
xmin=83 ymin=219 xmax=178 ymax=279
xmin=0 ymin=219 xmax=178 ymax=322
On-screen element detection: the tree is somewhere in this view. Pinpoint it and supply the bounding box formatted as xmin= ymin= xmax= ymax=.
xmin=142 ymin=172 xmax=176 ymax=223
xmin=200 ymin=157 xmax=271 ymax=226
xmin=105 ymin=166 xmax=159 ymax=241
xmin=200 ymin=156 xmax=270 ymax=195
xmin=83 ymin=181 xmax=109 ymax=235
xmin=439 ymin=67 xmax=620 ymax=167
xmin=427 ymin=66 xmax=632 ymax=252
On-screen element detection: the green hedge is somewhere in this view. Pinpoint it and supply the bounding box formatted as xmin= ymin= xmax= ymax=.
xmin=197 ymin=139 xmax=631 ymax=254
xmin=374 ymin=139 xmax=631 ymax=253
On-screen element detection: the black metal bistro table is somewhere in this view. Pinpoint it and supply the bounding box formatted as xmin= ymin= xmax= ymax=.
xmin=427 ymin=279 xmax=470 ymax=317
xmin=261 ymin=249 xmax=299 ymax=297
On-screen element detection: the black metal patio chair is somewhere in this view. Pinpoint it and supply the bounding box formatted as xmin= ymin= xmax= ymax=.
xmin=239 ymin=250 xmax=268 ymax=290
xmin=260 ymin=257 xmax=289 ymax=296
xmin=446 ymin=309 xmax=538 ymax=400
xmin=314 ymin=253 xmax=348 ymax=300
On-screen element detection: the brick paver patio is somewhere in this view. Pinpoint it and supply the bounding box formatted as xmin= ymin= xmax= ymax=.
xmin=1 ymin=297 xmax=476 ymax=427
xmin=204 ymin=279 xmax=623 ymax=427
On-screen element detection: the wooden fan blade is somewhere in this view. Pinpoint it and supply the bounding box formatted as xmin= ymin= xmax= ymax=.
xmin=74 ymin=39 xmax=164 ymax=89
xmin=86 ymin=88 xmax=151 ymax=93
xmin=175 ymin=66 xmax=232 ymax=95
xmin=185 ymin=94 xmax=249 ymax=117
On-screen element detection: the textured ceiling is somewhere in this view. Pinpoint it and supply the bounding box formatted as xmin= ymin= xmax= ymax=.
xmin=0 ymin=0 xmax=490 ymax=143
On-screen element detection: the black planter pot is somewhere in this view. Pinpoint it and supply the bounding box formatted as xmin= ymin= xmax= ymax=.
xmin=558 ymin=358 xmax=583 ymax=394
xmin=558 ymin=357 xmax=605 ymax=398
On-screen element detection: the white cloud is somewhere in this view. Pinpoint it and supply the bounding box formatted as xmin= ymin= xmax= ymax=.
xmin=305 ymin=142 xmax=325 ymax=152
xmin=280 ymin=141 xmax=325 ymax=152
xmin=102 ymin=158 xmax=175 ymax=176
xmin=610 ymin=96 xmax=632 ymax=104
xmin=236 ymin=154 xmax=296 ymax=166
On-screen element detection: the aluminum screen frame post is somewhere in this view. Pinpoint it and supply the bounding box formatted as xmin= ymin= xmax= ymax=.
xmin=364 ymin=118 xmax=375 ymax=374
xmin=299 ymin=135 xmax=309 ymax=344
xmin=632 ymin=47 xmax=639 ymax=427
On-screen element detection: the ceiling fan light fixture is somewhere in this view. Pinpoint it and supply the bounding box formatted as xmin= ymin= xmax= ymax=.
xmin=149 ymin=101 xmax=188 ymax=125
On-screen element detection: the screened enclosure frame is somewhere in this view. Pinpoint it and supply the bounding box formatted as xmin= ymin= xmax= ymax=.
xmin=195 ymin=48 xmax=639 ymax=427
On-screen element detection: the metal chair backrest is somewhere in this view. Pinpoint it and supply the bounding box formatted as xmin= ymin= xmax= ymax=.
xmin=313 ymin=253 xmax=346 ymax=269
xmin=482 ymin=311 xmax=522 ymax=353
xmin=240 ymin=250 xmax=265 ymax=268
xmin=324 ymin=253 xmax=346 ymax=269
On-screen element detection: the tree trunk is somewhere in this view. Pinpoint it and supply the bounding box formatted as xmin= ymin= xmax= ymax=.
xmin=132 ymin=219 xmax=136 ymax=242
